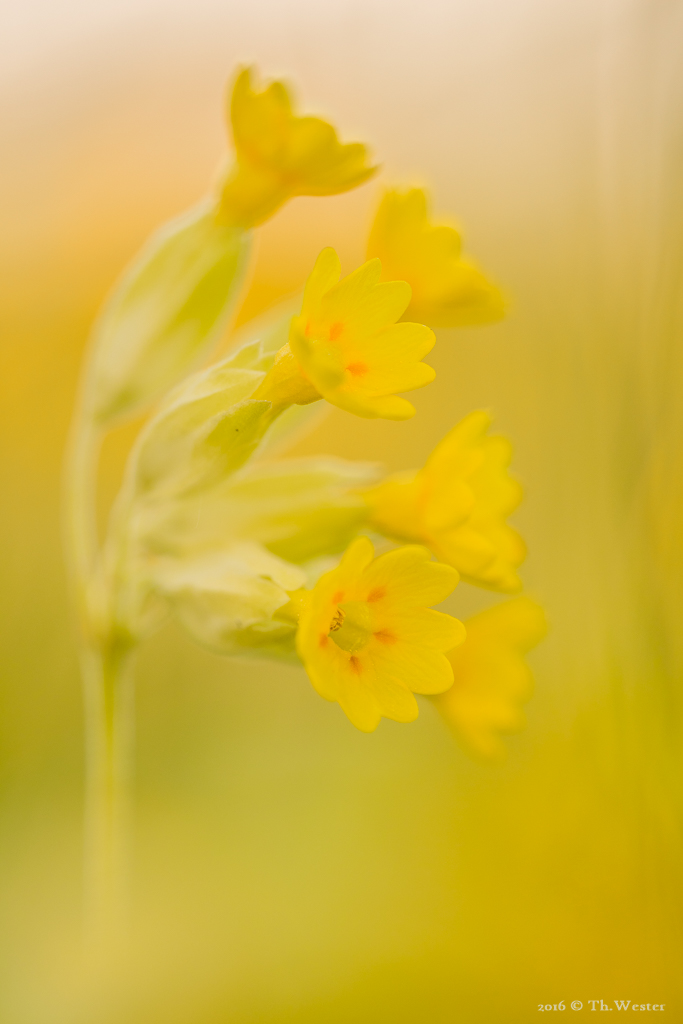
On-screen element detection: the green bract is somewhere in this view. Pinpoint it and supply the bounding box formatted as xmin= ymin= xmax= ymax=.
xmin=102 ymin=333 xmax=376 ymax=650
xmin=85 ymin=201 xmax=251 ymax=428
xmin=157 ymin=541 xmax=306 ymax=660
xmin=127 ymin=342 xmax=273 ymax=502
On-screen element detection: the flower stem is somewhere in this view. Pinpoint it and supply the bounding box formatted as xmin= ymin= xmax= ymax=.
xmin=64 ymin=406 xmax=136 ymax=959
xmin=64 ymin=411 xmax=101 ymax=629
xmin=81 ymin=640 xmax=136 ymax=958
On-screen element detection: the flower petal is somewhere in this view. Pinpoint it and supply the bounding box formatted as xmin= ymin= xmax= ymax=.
xmin=321 ymin=276 xmax=410 ymax=342
xmin=361 ymin=545 xmax=459 ymax=607
xmin=368 ymin=641 xmax=455 ymax=695
xmin=367 ymin=187 xmax=504 ymax=329
xmin=301 ymin=247 xmax=342 ymax=317
xmin=373 ymin=608 xmax=466 ymax=652
xmin=432 ymin=597 xmax=547 ymax=759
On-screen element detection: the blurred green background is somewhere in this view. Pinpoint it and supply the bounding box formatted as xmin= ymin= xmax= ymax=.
xmin=1 ymin=0 xmax=682 ymax=1019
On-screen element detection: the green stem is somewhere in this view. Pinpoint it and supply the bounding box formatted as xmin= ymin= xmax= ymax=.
xmin=64 ymin=405 xmax=136 ymax=959
xmin=81 ymin=640 xmax=136 ymax=958
xmin=64 ymin=410 xmax=102 ymax=632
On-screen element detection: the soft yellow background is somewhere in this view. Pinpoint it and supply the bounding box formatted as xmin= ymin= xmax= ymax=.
xmin=2 ymin=1 xmax=682 ymax=1020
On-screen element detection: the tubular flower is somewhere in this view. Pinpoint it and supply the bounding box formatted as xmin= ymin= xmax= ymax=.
xmin=364 ymin=410 xmax=525 ymax=592
xmin=295 ymin=536 xmax=465 ymax=732
xmin=218 ymin=68 xmax=377 ymax=228
xmin=367 ymin=188 xmax=505 ymax=328
xmin=282 ymin=247 xmax=436 ymax=419
xmin=431 ymin=597 xmax=547 ymax=759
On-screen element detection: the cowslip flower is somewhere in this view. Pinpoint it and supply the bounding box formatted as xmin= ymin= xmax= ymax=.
xmin=295 ymin=536 xmax=465 ymax=731
xmin=254 ymin=247 xmax=436 ymax=420
xmin=364 ymin=410 xmax=525 ymax=592
xmin=218 ymin=68 xmax=377 ymax=228
xmin=367 ymin=188 xmax=505 ymax=328
xmin=430 ymin=597 xmax=547 ymax=759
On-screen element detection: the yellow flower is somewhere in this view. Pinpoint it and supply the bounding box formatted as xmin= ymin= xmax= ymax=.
xmin=287 ymin=247 xmax=436 ymax=419
xmin=367 ymin=188 xmax=505 ymax=328
xmin=295 ymin=536 xmax=465 ymax=732
xmin=364 ymin=410 xmax=525 ymax=592
xmin=431 ymin=597 xmax=547 ymax=759
xmin=218 ymin=68 xmax=377 ymax=228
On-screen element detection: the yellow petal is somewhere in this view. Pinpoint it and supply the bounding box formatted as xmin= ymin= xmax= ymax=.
xmin=230 ymin=68 xmax=292 ymax=162
xmin=295 ymin=536 xmax=465 ymax=731
xmin=366 ymin=410 xmax=526 ymax=592
xmin=343 ymin=323 xmax=436 ymax=398
xmin=326 ymin=391 xmax=417 ymax=422
xmin=301 ymin=247 xmax=342 ymax=317
xmin=362 ymin=474 xmax=423 ymax=543
xmin=361 ymin=545 xmax=459 ymax=607
xmin=426 ymin=410 xmax=492 ymax=477
xmin=368 ymin=642 xmax=455 ymax=695
xmin=335 ymin=535 xmax=376 ymax=581
xmin=283 ymin=116 xmax=339 ymax=175
xmin=430 ymin=526 xmax=498 ymax=578
xmin=418 ymin=261 xmax=506 ymax=330
xmin=306 ymin=640 xmax=355 ymax=703
xmin=357 ymin=320 xmax=435 ymax=363
xmin=320 ymin=274 xmax=409 ymax=341
xmin=360 ymin=667 xmax=420 ymax=723
xmin=433 ymin=597 xmax=547 ymax=759
xmin=335 ymin=667 xmax=384 ymax=731
xmin=421 ymin=476 xmax=475 ymax=533
xmin=289 ymin=251 xmax=436 ymax=421
xmin=375 ymin=608 xmax=466 ymax=652
xmin=367 ymin=188 xmax=505 ymax=329
xmin=219 ymin=69 xmax=377 ymax=227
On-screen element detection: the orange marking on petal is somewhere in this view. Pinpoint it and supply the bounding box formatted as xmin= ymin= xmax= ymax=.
xmin=373 ymin=629 xmax=397 ymax=644
xmin=332 ymin=590 xmax=344 ymax=603
xmin=319 ymin=634 xmax=328 ymax=647
xmin=329 ymin=321 xmax=344 ymax=341
xmin=367 ymin=586 xmax=386 ymax=602
xmin=349 ymin=656 xmax=362 ymax=675
xmin=305 ymin=320 xmax=312 ymax=337
xmin=346 ymin=362 xmax=368 ymax=377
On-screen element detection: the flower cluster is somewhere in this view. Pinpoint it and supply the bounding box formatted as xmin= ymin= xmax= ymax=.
xmin=70 ymin=66 xmax=545 ymax=756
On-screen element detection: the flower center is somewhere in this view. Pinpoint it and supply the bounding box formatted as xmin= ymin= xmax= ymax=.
xmin=329 ymin=601 xmax=372 ymax=654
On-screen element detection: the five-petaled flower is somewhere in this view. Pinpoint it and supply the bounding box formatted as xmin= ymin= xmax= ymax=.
xmin=364 ymin=410 xmax=525 ymax=592
xmin=286 ymin=247 xmax=436 ymax=419
xmin=295 ymin=536 xmax=465 ymax=732
xmin=218 ymin=67 xmax=377 ymax=228
xmin=430 ymin=597 xmax=547 ymax=759
xmin=367 ymin=188 xmax=505 ymax=328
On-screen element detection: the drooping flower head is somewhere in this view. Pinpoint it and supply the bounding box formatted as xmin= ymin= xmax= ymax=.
xmin=367 ymin=188 xmax=505 ymax=328
xmin=287 ymin=247 xmax=436 ymax=419
xmin=364 ymin=410 xmax=525 ymax=592
xmin=431 ymin=597 xmax=547 ymax=759
xmin=219 ymin=68 xmax=377 ymax=228
xmin=295 ymin=536 xmax=465 ymax=731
